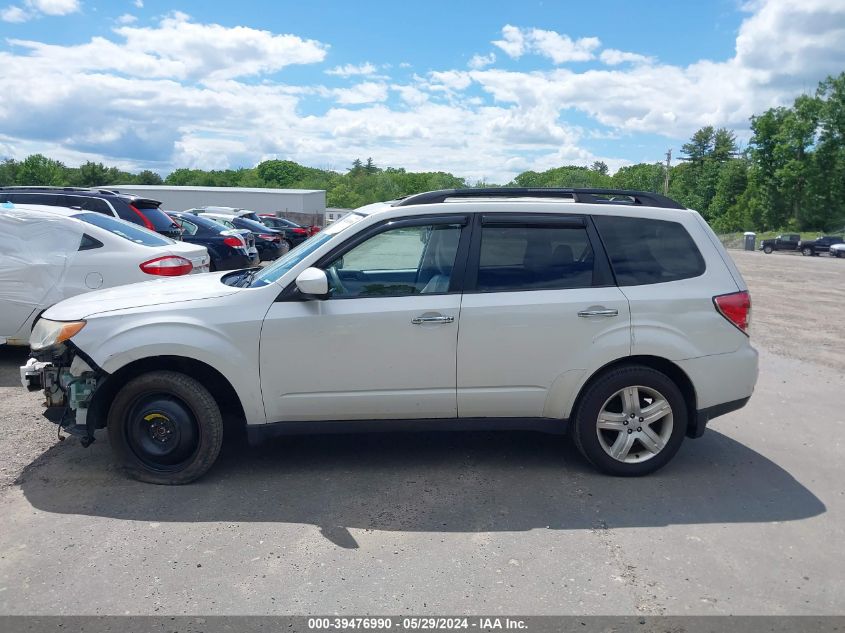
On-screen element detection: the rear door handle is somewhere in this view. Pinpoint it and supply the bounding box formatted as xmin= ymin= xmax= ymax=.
xmin=577 ymin=308 xmax=619 ymax=318
xmin=412 ymin=315 xmax=455 ymax=325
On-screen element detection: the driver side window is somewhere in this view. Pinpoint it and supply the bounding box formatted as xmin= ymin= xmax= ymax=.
xmin=325 ymin=222 xmax=462 ymax=298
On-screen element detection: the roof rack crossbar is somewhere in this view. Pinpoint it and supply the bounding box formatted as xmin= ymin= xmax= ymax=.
xmin=393 ymin=188 xmax=685 ymax=209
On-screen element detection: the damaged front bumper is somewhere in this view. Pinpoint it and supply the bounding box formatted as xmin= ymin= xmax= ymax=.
xmin=20 ymin=344 xmax=104 ymax=447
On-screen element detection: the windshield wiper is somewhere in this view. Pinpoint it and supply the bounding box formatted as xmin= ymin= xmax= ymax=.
xmin=238 ymin=268 xmax=260 ymax=288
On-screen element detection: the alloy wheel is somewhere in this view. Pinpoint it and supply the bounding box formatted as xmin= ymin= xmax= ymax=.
xmin=595 ymin=385 xmax=674 ymax=463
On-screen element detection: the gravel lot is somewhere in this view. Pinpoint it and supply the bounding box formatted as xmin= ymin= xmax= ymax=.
xmin=0 ymin=249 xmax=843 ymax=615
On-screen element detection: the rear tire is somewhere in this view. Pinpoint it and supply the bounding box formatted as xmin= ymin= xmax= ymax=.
xmin=107 ymin=371 xmax=223 ymax=485
xmin=280 ymin=239 xmax=292 ymax=254
xmin=572 ymin=365 xmax=687 ymax=476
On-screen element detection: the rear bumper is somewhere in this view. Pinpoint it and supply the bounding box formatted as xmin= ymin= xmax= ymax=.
xmin=688 ymin=397 xmax=751 ymax=438
xmin=214 ymin=252 xmax=254 ymax=271
xmin=676 ymin=345 xmax=758 ymax=438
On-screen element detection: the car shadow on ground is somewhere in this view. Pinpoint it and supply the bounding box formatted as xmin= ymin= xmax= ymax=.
xmin=17 ymin=425 xmax=825 ymax=548
xmin=0 ymin=345 xmax=28 ymax=388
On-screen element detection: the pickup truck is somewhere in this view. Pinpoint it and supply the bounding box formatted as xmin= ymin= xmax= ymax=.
xmin=799 ymin=235 xmax=844 ymax=256
xmin=760 ymin=234 xmax=800 ymax=254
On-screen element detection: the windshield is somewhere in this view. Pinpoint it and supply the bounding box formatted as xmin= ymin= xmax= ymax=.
xmin=73 ymin=212 xmax=175 ymax=246
xmin=249 ymin=212 xmax=365 ymax=288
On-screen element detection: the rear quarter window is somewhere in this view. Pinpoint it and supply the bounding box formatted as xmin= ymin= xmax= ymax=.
xmin=593 ymin=215 xmax=705 ymax=286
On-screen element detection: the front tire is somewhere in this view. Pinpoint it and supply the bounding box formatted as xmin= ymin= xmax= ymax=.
xmin=572 ymin=366 xmax=687 ymax=476
xmin=107 ymin=371 xmax=223 ymax=484
xmin=802 ymin=247 xmax=813 ymax=256
xmin=763 ymin=246 xmax=773 ymax=254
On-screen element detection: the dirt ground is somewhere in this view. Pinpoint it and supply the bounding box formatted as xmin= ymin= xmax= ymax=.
xmin=0 ymin=248 xmax=843 ymax=615
xmin=731 ymin=250 xmax=845 ymax=372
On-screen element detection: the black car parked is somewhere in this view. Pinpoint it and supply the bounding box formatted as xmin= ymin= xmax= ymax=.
xmin=258 ymin=214 xmax=311 ymax=249
xmin=760 ymin=233 xmax=800 ymax=254
xmin=0 ymin=186 xmax=182 ymax=239
xmin=798 ymin=235 xmax=844 ymax=256
xmin=168 ymin=212 xmax=257 ymax=271
xmin=200 ymin=213 xmax=285 ymax=261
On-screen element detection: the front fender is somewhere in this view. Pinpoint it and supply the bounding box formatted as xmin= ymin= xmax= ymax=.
xmin=73 ymin=314 xmax=266 ymax=425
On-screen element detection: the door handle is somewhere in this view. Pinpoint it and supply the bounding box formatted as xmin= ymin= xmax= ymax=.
xmin=577 ymin=308 xmax=619 ymax=318
xmin=412 ymin=315 xmax=455 ymax=325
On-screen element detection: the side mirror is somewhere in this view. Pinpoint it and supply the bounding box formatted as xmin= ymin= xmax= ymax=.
xmin=295 ymin=267 xmax=329 ymax=299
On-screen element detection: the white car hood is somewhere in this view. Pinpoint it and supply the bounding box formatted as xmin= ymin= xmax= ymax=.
xmin=44 ymin=272 xmax=240 ymax=320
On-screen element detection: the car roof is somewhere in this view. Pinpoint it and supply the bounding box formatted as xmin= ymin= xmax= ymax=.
xmin=0 ymin=186 xmax=161 ymax=205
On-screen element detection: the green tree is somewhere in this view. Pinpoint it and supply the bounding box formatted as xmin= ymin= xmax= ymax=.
xmin=611 ymin=163 xmax=664 ymax=192
xmin=135 ymin=170 xmax=163 ymax=185
xmin=15 ymin=154 xmax=65 ymax=186
xmin=590 ymin=160 xmax=609 ymax=176
xmin=256 ymin=160 xmax=309 ymax=187
xmin=681 ymin=126 xmax=715 ymax=163
xmin=71 ymin=161 xmax=111 ymax=187
xmin=0 ymin=158 xmax=19 ymax=186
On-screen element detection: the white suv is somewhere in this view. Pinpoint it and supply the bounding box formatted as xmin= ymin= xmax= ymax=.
xmin=20 ymin=188 xmax=758 ymax=484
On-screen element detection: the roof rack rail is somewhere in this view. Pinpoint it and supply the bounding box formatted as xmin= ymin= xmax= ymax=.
xmin=0 ymin=185 xmax=96 ymax=192
xmin=393 ymin=188 xmax=686 ymax=209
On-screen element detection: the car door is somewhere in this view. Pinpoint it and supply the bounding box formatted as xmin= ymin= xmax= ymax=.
xmin=260 ymin=214 xmax=471 ymax=422
xmin=456 ymin=213 xmax=631 ymax=418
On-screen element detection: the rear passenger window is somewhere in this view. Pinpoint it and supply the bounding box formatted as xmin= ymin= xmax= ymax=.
xmin=476 ymin=224 xmax=594 ymax=291
xmin=593 ymin=216 xmax=705 ymax=285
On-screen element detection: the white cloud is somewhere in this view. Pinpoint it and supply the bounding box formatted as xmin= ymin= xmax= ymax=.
xmin=0 ymin=5 xmax=28 ymax=21
xmin=493 ymin=25 xmax=600 ymax=63
xmin=325 ymin=62 xmax=377 ymax=77
xmin=468 ymin=52 xmax=496 ymax=70
xmin=333 ymin=82 xmax=388 ymax=104
xmin=8 ymin=12 xmax=328 ymax=81
xmin=133 ymin=0 xmax=143 ymax=7
xmin=428 ymin=70 xmax=472 ymax=91
xmin=392 ymin=84 xmax=429 ymax=106
xmin=492 ymin=24 xmax=526 ymax=58
xmin=599 ymin=49 xmax=654 ymax=66
xmin=115 ymin=13 xmax=136 ymax=25
xmin=27 ymin=0 xmax=79 ymax=15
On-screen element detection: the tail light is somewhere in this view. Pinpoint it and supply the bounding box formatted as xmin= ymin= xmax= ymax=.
xmin=140 ymin=255 xmax=193 ymax=276
xmin=292 ymin=227 xmax=308 ymax=235
xmin=713 ymin=290 xmax=751 ymax=334
xmin=129 ymin=204 xmax=155 ymax=230
xmin=223 ymin=236 xmax=245 ymax=248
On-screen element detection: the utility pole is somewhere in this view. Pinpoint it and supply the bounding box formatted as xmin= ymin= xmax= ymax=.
xmin=663 ymin=148 xmax=672 ymax=195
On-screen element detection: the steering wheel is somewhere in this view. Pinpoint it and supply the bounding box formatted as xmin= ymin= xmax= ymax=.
xmin=326 ymin=265 xmax=347 ymax=296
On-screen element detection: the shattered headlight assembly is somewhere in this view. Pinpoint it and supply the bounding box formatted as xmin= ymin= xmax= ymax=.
xmin=29 ymin=318 xmax=87 ymax=351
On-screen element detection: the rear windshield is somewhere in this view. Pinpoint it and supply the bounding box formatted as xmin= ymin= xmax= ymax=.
xmin=236 ymin=217 xmax=275 ymax=233
xmin=262 ymin=216 xmax=300 ymax=228
xmin=73 ymin=212 xmax=174 ymax=246
xmin=175 ymin=214 xmax=229 ymax=233
xmin=130 ymin=200 xmax=179 ymax=231
xmin=593 ymin=215 xmax=705 ymax=285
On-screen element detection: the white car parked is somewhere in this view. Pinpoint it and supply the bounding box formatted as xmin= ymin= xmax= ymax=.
xmin=830 ymin=243 xmax=845 ymax=258
xmin=1 ymin=204 xmax=209 ymax=346
xmin=20 ymin=188 xmax=758 ymax=484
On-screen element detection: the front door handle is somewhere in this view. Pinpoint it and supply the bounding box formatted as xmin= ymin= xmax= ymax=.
xmin=412 ymin=314 xmax=455 ymax=325
xmin=577 ymin=308 xmax=619 ymax=318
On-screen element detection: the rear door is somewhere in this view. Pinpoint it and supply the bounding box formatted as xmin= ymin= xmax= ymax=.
xmin=456 ymin=213 xmax=631 ymax=418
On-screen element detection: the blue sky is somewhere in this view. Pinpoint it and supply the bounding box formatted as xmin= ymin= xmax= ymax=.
xmin=1 ymin=0 xmax=843 ymax=181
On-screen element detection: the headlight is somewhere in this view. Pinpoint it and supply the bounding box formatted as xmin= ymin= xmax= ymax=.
xmin=30 ymin=318 xmax=87 ymax=351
